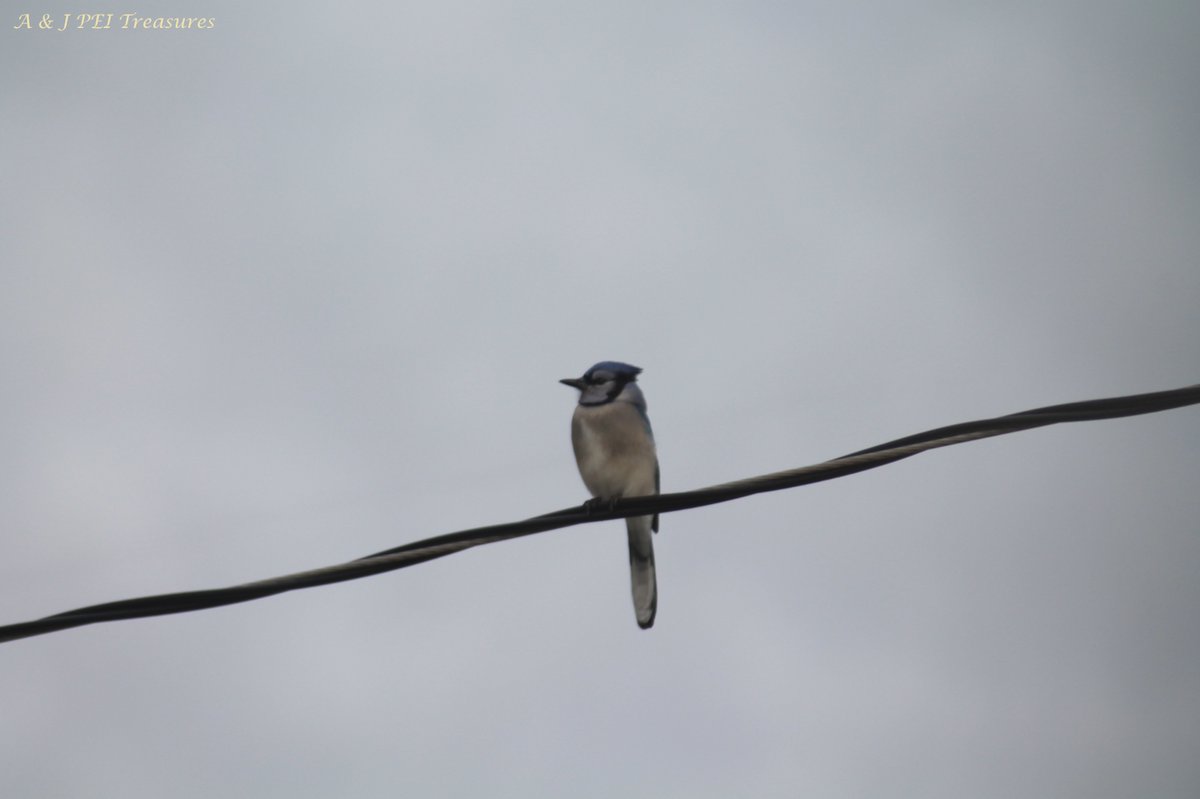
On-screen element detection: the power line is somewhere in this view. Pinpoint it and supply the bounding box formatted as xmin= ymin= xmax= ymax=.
xmin=2 ymin=382 xmax=1197 ymax=645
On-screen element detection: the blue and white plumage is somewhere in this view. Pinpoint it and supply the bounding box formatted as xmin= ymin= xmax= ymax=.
xmin=560 ymin=361 xmax=659 ymax=629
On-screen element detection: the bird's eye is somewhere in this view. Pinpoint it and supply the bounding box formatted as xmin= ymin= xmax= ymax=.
xmin=589 ymin=372 xmax=613 ymax=384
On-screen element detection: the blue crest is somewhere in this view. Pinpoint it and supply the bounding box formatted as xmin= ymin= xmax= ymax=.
xmin=584 ymin=361 xmax=642 ymax=381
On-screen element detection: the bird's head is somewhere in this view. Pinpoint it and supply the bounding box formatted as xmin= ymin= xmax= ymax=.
xmin=560 ymin=361 xmax=643 ymax=406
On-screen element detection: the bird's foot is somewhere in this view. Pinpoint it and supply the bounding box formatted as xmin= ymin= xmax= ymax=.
xmin=582 ymin=497 xmax=618 ymax=514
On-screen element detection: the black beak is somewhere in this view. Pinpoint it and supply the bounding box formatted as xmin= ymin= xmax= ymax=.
xmin=559 ymin=377 xmax=586 ymax=390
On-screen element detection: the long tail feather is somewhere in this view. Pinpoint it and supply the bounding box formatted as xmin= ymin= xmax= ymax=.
xmin=626 ymin=517 xmax=657 ymax=629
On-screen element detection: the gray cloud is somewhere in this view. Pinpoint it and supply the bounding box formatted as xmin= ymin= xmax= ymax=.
xmin=3 ymin=2 xmax=1198 ymax=797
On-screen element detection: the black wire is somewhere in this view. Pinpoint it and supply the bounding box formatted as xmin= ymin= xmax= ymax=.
xmin=2 ymin=382 xmax=1197 ymax=645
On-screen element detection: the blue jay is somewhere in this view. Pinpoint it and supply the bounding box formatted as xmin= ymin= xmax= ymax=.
xmin=560 ymin=361 xmax=659 ymax=629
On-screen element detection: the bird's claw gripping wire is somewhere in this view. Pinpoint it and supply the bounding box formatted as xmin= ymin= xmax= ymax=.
xmin=582 ymin=496 xmax=618 ymax=515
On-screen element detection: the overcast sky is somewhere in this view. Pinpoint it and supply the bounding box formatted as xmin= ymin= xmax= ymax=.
xmin=3 ymin=2 xmax=1199 ymax=797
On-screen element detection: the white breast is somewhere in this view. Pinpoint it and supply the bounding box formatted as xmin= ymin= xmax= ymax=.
xmin=571 ymin=402 xmax=658 ymax=500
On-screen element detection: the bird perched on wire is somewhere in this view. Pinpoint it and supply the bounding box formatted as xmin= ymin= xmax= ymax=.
xmin=560 ymin=361 xmax=660 ymax=629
